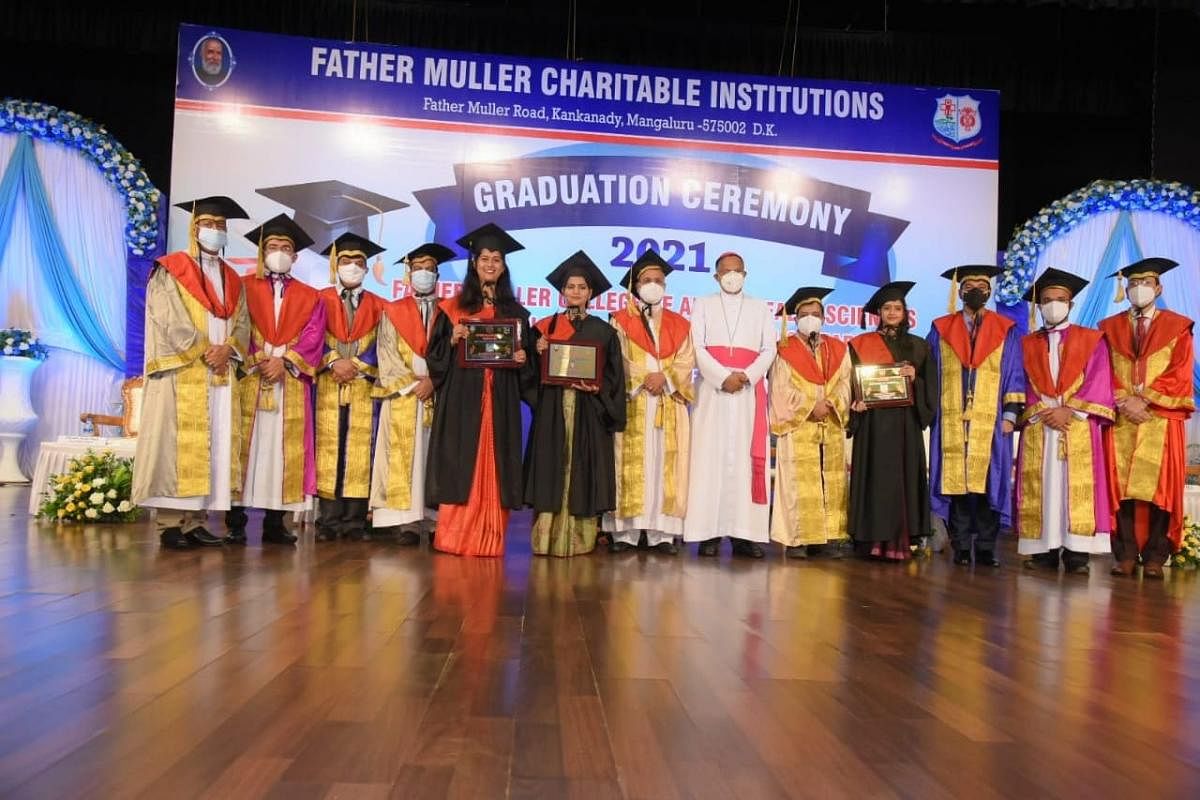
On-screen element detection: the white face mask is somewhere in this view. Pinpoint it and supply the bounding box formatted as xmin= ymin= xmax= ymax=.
xmin=1040 ymin=301 xmax=1070 ymax=327
xmin=264 ymin=250 xmax=293 ymax=275
xmin=337 ymin=263 xmax=366 ymax=287
xmin=637 ymin=282 xmax=665 ymax=306
xmin=196 ymin=228 xmax=227 ymax=253
xmin=719 ymin=271 xmax=745 ymax=294
xmin=1128 ymin=284 xmax=1156 ymax=310
xmin=410 ymin=269 xmax=437 ymax=294
xmin=796 ymin=315 xmax=823 ymax=337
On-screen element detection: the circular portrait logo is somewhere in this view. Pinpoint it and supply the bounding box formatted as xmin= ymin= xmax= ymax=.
xmin=191 ymin=32 xmax=236 ymax=89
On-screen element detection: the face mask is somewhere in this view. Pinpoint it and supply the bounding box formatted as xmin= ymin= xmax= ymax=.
xmin=637 ymin=282 xmax=665 ymax=306
xmin=337 ymin=263 xmax=366 ymax=287
xmin=719 ymin=271 xmax=745 ymax=294
xmin=264 ymin=250 xmax=293 ymax=275
xmin=796 ymin=315 xmax=823 ymax=337
xmin=962 ymin=287 xmax=989 ymax=311
xmin=196 ymin=228 xmax=227 ymax=252
xmin=410 ymin=270 xmax=437 ymax=294
xmin=1128 ymin=284 xmax=1156 ymax=309
xmin=1040 ymin=301 xmax=1069 ymax=327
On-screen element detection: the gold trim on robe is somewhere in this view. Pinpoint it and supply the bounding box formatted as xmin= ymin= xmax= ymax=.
xmin=938 ymin=341 xmax=1002 ymax=496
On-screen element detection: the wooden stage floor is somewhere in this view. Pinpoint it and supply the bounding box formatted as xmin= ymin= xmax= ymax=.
xmin=1 ymin=485 xmax=1198 ymax=799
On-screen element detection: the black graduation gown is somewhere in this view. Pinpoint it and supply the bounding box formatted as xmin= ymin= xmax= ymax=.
xmin=847 ymin=331 xmax=937 ymax=544
xmin=523 ymin=314 xmax=627 ymax=517
xmin=425 ymin=303 xmax=538 ymax=509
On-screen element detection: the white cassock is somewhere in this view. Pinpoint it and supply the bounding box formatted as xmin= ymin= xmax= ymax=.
xmin=141 ymin=251 xmax=234 ymax=512
xmin=241 ymin=278 xmax=308 ymax=512
xmin=683 ymin=292 xmax=776 ymax=542
xmin=603 ymin=311 xmax=682 ymax=547
xmin=1018 ymin=321 xmax=1111 ymax=556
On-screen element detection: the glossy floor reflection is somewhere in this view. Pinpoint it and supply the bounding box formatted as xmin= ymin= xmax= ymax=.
xmin=1 ymin=484 xmax=1198 ymax=799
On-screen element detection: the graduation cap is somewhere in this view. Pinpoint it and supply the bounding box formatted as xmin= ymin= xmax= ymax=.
xmin=243 ymin=214 xmax=315 ymax=278
xmin=940 ymin=265 xmax=1003 ymax=313
xmin=778 ymin=286 xmax=833 ymax=341
xmin=1023 ymin=267 xmax=1089 ymax=329
xmin=1108 ymin=257 xmax=1178 ymax=302
xmin=320 ymin=232 xmax=386 ymax=284
xmin=618 ymin=250 xmax=674 ymax=290
xmin=175 ymin=195 xmax=249 ymax=258
xmin=861 ymin=280 xmax=914 ymax=328
xmin=255 ymin=180 xmax=408 ymax=254
xmin=545 ymin=250 xmax=612 ymax=296
xmin=397 ymin=242 xmax=457 ymax=267
xmin=455 ymin=222 xmax=524 ymax=256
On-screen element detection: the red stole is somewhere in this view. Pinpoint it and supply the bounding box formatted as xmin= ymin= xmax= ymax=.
xmin=439 ymin=295 xmax=497 ymax=325
xmin=611 ymin=307 xmax=690 ymax=360
xmin=1099 ymin=308 xmax=1192 ymax=364
xmin=319 ymin=286 xmax=383 ymax=343
xmin=849 ymin=332 xmax=896 ymax=365
xmin=244 ymin=275 xmax=320 ymax=345
xmin=932 ymin=311 xmax=1012 ymax=369
xmin=1021 ymin=325 xmax=1104 ymax=399
xmin=384 ymin=296 xmax=433 ymax=357
xmin=157 ymin=251 xmax=241 ymax=319
xmin=706 ymin=346 xmax=769 ymax=505
xmin=778 ymin=334 xmax=847 ymax=385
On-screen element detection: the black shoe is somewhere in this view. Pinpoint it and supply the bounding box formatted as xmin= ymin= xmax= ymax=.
xmin=785 ymin=545 xmax=808 ymax=559
xmin=1066 ymin=562 xmax=1090 ymax=575
xmin=828 ymin=541 xmax=850 ymax=560
xmin=396 ymin=529 xmax=421 ymax=547
xmin=185 ymin=527 xmax=225 ymax=547
xmin=654 ymin=541 xmax=678 ymax=556
xmin=608 ymin=540 xmax=633 ymax=553
xmin=262 ymin=527 xmax=298 ymax=545
xmin=698 ymin=539 xmax=720 ymax=557
xmin=315 ymin=528 xmax=339 ymax=542
xmin=160 ymin=527 xmax=194 ymax=550
xmin=731 ymin=539 xmax=765 ymax=559
xmin=953 ymin=549 xmax=972 ymax=565
xmin=976 ymin=550 xmax=1000 ymax=567
xmin=224 ymin=527 xmax=247 ymax=545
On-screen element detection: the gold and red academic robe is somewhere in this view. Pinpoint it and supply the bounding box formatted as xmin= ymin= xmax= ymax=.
xmin=132 ymin=251 xmax=249 ymax=507
xmin=315 ymin=287 xmax=384 ymax=500
xmin=1099 ymin=309 xmax=1195 ymax=550
xmin=603 ymin=306 xmax=696 ymax=534
xmin=769 ymin=334 xmax=851 ymax=546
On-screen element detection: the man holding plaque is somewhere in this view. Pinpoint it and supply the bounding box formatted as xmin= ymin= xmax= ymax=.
xmin=227 ymin=214 xmax=326 ymax=546
xmin=1099 ymin=258 xmax=1193 ymax=578
xmin=525 ymin=251 xmax=626 ymax=557
xmin=847 ymin=281 xmax=938 ymax=561
xmin=1014 ymin=268 xmax=1117 ymax=574
xmin=683 ymin=252 xmax=777 ymax=558
xmin=769 ymin=286 xmax=852 ymax=559
xmin=313 ymin=232 xmax=386 ymax=543
xmin=603 ymin=251 xmax=696 ymax=555
xmin=425 ymin=223 xmax=537 ymax=557
xmin=370 ymin=242 xmax=456 ymax=546
xmin=927 ymin=265 xmax=1024 ymax=568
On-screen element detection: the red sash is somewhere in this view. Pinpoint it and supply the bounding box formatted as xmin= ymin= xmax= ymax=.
xmin=384 ymin=296 xmax=433 ymax=357
xmin=932 ymin=311 xmax=1012 ymax=369
xmin=1021 ymin=325 xmax=1104 ymax=399
xmin=849 ymin=332 xmax=895 ymax=365
xmin=778 ymin=334 xmax=847 ymax=386
xmin=244 ymin=275 xmax=320 ymax=345
xmin=707 ymin=346 xmax=769 ymax=505
xmin=611 ymin=307 xmax=690 ymax=360
xmin=319 ymin=286 xmax=383 ymax=343
xmin=157 ymin=251 xmax=241 ymax=319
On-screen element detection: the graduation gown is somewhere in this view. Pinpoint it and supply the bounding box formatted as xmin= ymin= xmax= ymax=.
xmin=847 ymin=330 xmax=937 ymax=555
xmin=524 ymin=312 xmax=626 ymax=517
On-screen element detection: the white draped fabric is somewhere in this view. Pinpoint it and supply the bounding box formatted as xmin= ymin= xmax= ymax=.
xmin=0 ymin=133 xmax=127 ymax=475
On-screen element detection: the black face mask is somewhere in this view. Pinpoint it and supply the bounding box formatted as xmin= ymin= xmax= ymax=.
xmin=962 ymin=288 xmax=989 ymax=311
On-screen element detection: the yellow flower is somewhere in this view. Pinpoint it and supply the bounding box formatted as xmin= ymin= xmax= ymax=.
xmin=84 ymin=465 xmax=95 ymax=474
xmin=65 ymin=502 xmax=76 ymax=512
xmin=56 ymin=508 xmax=66 ymax=518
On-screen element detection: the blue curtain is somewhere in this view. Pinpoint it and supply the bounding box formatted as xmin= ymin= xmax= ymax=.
xmin=0 ymin=133 xmax=123 ymax=371
xmin=1073 ymin=211 xmax=1143 ymax=328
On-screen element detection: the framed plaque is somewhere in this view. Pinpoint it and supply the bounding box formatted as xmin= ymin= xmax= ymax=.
xmin=853 ymin=362 xmax=913 ymax=408
xmin=541 ymin=340 xmax=604 ymax=389
xmin=458 ymin=318 xmax=522 ymax=368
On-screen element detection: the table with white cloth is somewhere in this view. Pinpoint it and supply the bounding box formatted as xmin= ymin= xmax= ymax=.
xmin=27 ymin=436 xmax=138 ymax=515
xmin=1185 ymin=486 xmax=1200 ymax=524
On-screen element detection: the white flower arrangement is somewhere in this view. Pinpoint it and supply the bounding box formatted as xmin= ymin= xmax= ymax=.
xmin=0 ymin=328 xmax=49 ymax=360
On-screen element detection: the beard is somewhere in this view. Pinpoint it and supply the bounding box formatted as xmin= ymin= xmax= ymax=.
xmin=202 ymin=60 xmax=222 ymax=76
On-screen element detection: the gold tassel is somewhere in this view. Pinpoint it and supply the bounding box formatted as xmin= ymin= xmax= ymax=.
xmin=1028 ymin=300 xmax=1037 ymax=331
xmin=778 ymin=310 xmax=789 ymax=343
xmin=329 ymin=243 xmax=338 ymax=285
xmin=947 ymin=268 xmax=959 ymax=314
xmin=1113 ymin=274 xmax=1126 ymax=303
xmin=256 ymin=227 xmax=265 ymax=279
xmin=259 ymin=379 xmax=277 ymax=412
xmin=187 ymin=204 xmax=199 ymax=259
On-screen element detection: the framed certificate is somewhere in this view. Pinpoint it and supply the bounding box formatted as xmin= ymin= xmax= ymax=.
xmin=458 ymin=318 xmax=522 ymax=368
xmin=853 ymin=362 xmax=913 ymax=408
xmin=541 ymin=340 xmax=604 ymax=389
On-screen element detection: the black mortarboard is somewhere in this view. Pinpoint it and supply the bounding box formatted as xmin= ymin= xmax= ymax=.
xmin=861 ymin=280 xmax=915 ymax=328
xmin=243 ymin=213 xmax=315 ymax=252
xmin=174 ymin=195 xmax=248 ymax=220
xmin=778 ymin=286 xmax=834 ymax=316
xmin=255 ymin=180 xmax=408 ymax=253
xmin=618 ymin=250 xmax=674 ymax=290
xmin=1022 ymin=267 xmax=1089 ymax=303
xmin=940 ymin=265 xmax=1002 ymax=281
xmin=1107 ymin=257 xmax=1178 ymax=302
xmin=545 ymin=250 xmax=612 ymax=295
xmin=455 ymin=222 xmax=524 ymax=255
xmin=397 ymin=243 xmax=457 ymax=266
xmin=319 ymin=232 xmax=385 ymax=284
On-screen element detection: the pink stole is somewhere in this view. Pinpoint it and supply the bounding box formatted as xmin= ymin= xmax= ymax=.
xmin=706 ymin=346 xmax=768 ymax=505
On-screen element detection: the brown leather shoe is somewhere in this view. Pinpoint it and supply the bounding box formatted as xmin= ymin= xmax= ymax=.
xmin=1143 ymin=563 xmax=1165 ymax=580
xmin=1110 ymin=559 xmax=1136 ymax=576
